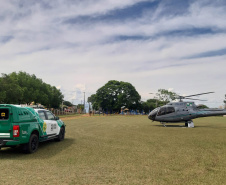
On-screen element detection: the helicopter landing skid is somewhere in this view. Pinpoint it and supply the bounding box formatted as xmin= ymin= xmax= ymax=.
xmin=160 ymin=121 xmax=194 ymax=128
xmin=185 ymin=121 xmax=194 ymax=128
xmin=161 ymin=122 xmax=166 ymax=127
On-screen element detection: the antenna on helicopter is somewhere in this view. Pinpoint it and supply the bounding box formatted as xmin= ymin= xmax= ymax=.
xmin=176 ymin=92 xmax=214 ymax=102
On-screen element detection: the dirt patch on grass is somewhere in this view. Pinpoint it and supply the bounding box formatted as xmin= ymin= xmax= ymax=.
xmin=60 ymin=114 xmax=90 ymax=121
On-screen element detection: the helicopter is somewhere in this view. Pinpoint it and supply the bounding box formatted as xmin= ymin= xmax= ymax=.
xmin=148 ymin=92 xmax=226 ymax=127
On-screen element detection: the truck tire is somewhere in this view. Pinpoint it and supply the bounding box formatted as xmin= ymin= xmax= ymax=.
xmin=23 ymin=134 xmax=39 ymax=154
xmin=55 ymin=127 xmax=65 ymax=142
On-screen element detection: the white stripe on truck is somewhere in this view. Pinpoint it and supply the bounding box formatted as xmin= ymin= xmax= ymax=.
xmin=0 ymin=133 xmax=10 ymax=138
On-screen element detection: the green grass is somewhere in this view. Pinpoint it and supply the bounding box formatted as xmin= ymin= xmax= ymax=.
xmin=58 ymin=113 xmax=85 ymax=118
xmin=0 ymin=116 xmax=226 ymax=184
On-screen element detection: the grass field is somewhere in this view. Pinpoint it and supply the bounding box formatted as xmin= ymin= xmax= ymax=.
xmin=0 ymin=116 xmax=226 ymax=185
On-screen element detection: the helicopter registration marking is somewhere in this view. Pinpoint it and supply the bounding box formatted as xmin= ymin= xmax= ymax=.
xmin=187 ymin=103 xmax=192 ymax=106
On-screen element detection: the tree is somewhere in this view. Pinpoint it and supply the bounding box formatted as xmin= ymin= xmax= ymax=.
xmin=155 ymin=89 xmax=178 ymax=103
xmin=197 ymin=104 xmax=209 ymax=109
xmin=0 ymin=73 xmax=23 ymax=104
xmin=0 ymin=71 xmax=64 ymax=108
xmin=64 ymin=101 xmax=73 ymax=107
xmin=77 ymin=104 xmax=84 ymax=111
xmin=49 ymin=86 xmax=64 ymax=108
xmin=140 ymin=89 xmax=178 ymax=111
xmin=87 ymin=94 xmax=98 ymax=110
xmin=141 ymin=101 xmax=155 ymax=113
xmin=89 ymin=80 xmax=141 ymax=112
xmin=141 ymin=98 xmax=166 ymax=113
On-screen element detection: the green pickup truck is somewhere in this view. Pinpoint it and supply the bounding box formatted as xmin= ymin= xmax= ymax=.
xmin=0 ymin=104 xmax=65 ymax=153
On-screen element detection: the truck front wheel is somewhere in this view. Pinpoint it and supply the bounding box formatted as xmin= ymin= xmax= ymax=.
xmin=23 ymin=134 xmax=39 ymax=153
xmin=55 ymin=127 xmax=65 ymax=142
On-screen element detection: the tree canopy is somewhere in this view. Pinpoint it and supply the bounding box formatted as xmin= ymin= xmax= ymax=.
xmin=141 ymin=89 xmax=178 ymax=113
xmin=0 ymin=71 xmax=63 ymax=108
xmin=63 ymin=101 xmax=73 ymax=107
xmin=197 ymin=104 xmax=209 ymax=109
xmin=88 ymin=80 xmax=141 ymax=111
xmin=141 ymin=99 xmax=156 ymax=113
xmin=155 ymin=89 xmax=178 ymax=103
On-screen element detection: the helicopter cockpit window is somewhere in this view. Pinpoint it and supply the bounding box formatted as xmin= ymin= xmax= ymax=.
xmin=157 ymin=107 xmax=166 ymax=116
xmin=152 ymin=108 xmax=159 ymax=113
xmin=157 ymin=107 xmax=175 ymax=116
xmin=166 ymin=107 xmax=175 ymax=114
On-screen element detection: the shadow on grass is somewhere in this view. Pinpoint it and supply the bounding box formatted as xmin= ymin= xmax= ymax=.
xmin=153 ymin=124 xmax=226 ymax=129
xmin=0 ymin=138 xmax=75 ymax=159
xmin=193 ymin=125 xmax=226 ymax=129
xmin=153 ymin=125 xmax=186 ymax=128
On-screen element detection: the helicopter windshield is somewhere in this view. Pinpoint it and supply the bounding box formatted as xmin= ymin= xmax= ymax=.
xmin=151 ymin=108 xmax=159 ymax=115
xmin=148 ymin=108 xmax=159 ymax=120
xmin=157 ymin=107 xmax=175 ymax=116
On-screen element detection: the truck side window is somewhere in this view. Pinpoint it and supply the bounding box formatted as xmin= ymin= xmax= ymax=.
xmin=38 ymin=111 xmax=46 ymax=120
xmin=46 ymin=111 xmax=55 ymax=120
xmin=0 ymin=109 xmax=9 ymax=120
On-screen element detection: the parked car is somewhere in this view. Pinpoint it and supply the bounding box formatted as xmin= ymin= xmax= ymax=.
xmin=0 ymin=104 xmax=65 ymax=153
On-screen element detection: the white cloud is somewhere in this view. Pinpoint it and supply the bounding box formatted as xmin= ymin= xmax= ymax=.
xmin=0 ymin=0 xmax=225 ymax=108
xmin=168 ymin=88 xmax=174 ymax=92
xmin=56 ymin=85 xmax=61 ymax=89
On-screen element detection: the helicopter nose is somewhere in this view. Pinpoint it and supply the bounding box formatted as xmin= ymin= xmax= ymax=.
xmin=148 ymin=109 xmax=158 ymax=121
xmin=148 ymin=112 xmax=154 ymax=120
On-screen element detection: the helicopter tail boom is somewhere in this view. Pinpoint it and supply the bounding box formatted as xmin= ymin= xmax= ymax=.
xmin=197 ymin=109 xmax=226 ymax=118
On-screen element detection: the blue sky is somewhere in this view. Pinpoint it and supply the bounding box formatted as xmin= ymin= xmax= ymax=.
xmin=0 ymin=0 xmax=226 ymax=107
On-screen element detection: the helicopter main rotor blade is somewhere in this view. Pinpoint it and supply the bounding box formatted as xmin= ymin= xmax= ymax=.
xmin=184 ymin=92 xmax=214 ymax=98
xmin=184 ymin=98 xmax=207 ymax=101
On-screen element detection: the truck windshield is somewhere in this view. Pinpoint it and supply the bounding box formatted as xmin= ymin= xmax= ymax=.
xmin=0 ymin=109 xmax=9 ymax=120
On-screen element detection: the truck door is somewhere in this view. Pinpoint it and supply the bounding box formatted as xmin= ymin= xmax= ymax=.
xmin=0 ymin=107 xmax=12 ymax=138
xmin=44 ymin=111 xmax=58 ymax=135
xmin=37 ymin=110 xmax=48 ymax=135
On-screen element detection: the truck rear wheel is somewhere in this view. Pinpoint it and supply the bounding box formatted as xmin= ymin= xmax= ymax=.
xmin=23 ymin=134 xmax=39 ymax=153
